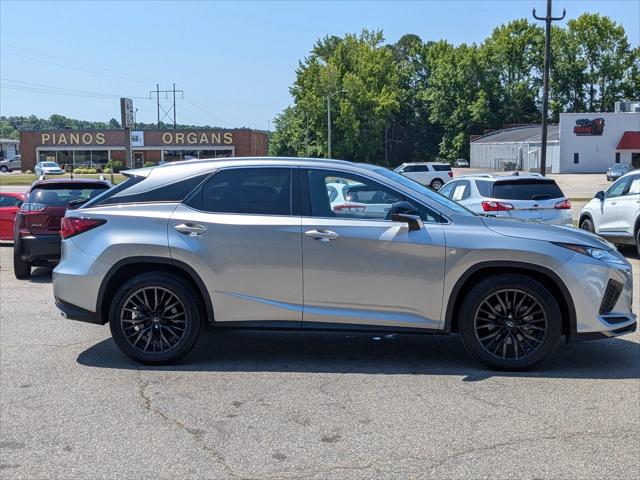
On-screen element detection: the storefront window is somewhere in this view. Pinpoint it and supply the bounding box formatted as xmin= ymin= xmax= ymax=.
xmin=91 ymin=150 xmax=109 ymax=165
xmin=199 ymin=150 xmax=218 ymax=159
xmin=162 ymin=150 xmax=181 ymax=162
xmin=214 ymin=149 xmax=233 ymax=158
xmin=182 ymin=150 xmax=198 ymax=160
xmin=57 ymin=151 xmax=73 ymax=169
xmin=74 ymin=150 xmax=91 ymax=167
xmin=38 ymin=150 xmax=57 ymax=163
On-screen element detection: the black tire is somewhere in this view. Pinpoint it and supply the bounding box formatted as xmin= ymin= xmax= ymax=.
xmin=430 ymin=178 xmax=444 ymax=190
xmin=636 ymin=227 xmax=640 ymax=257
xmin=0 ymin=166 xmax=8 ymax=173
xmin=580 ymin=217 xmax=595 ymax=233
xmin=458 ymin=274 xmax=561 ymax=371
xmin=13 ymin=248 xmax=31 ymax=279
xmin=109 ymin=272 xmax=202 ymax=365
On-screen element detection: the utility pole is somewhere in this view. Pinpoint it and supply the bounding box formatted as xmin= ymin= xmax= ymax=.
xmin=533 ymin=0 xmax=565 ymax=176
xmin=326 ymin=89 xmax=346 ymax=159
xmin=150 ymin=84 xmax=184 ymax=129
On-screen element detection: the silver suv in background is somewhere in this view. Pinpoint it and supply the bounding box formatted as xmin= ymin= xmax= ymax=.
xmin=52 ymin=158 xmax=635 ymax=370
xmin=580 ymin=169 xmax=640 ymax=255
xmin=394 ymin=162 xmax=452 ymax=190
xmin=439 ymin=174 xmax=573 ymax=226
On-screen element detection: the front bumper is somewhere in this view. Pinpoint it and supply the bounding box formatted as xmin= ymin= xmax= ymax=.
xmin=557 ymin=251 xmax=635 ymax=339
xmin=17 ymin=234 xmax=61 ymax=263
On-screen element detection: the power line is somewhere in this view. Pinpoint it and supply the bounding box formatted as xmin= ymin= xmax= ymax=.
xmin=1 ymin=78 xmax=148 ymax=99
xmin=182 ymin=99 xmax=230 ymax=128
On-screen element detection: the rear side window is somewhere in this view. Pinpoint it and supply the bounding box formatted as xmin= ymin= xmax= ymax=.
xmin=193 ymin=168 xmax=292 ymax=215
xmin=97 ymin=173 xmax=209 ymax=206
xmin=403 ymin=165 xmax=429 ymax=173
xmin=475 ymin=180 xmax=493 ymax=197
xmin=492 ymin=180 xmax=564 ymax=200
xmin=82 ymin=176 xmax=143 ymax=208
xmin=0 ymin=195 xmax=22 ymax=207
xmin=29 ymin=185 xmax=109 ymax=206
xmin=431 ymin=164 xmax=451 ymax=172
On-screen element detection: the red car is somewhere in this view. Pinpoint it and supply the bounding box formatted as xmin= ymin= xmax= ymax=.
xmin=13 ymin=179 xmax=111 ymax=279
xmin=0 ymin=192 xmax=27 ymax=240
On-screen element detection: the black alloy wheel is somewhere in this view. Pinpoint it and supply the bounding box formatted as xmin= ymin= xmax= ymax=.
xmin=473 ymin=289 xmax=548 ymax=361
xmin=459 ymin=274 xmax=561 ymax=370
xmin=109 ymin=273 xmax=202 ymax=364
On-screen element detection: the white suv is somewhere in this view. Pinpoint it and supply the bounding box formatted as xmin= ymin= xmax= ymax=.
xmin=394 ymin=162 xmax=452 ymax=190
xmin=580 ymin=169 xmax=640 ymax=255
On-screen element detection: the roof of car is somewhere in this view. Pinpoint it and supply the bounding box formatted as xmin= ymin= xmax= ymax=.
xmin=453 ymin=173 xmax=553 ymax=183
xmin=29 ymin=178 xmax=111 ymax=189
xmin=398 ymin=162 xmax=449 ymax=166
xmin=0 ymin=191 xmax=26 ymax=198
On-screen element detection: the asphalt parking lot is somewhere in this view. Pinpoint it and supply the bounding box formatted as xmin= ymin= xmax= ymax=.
xmin=0 ymin=241 xmax=638 ymax=479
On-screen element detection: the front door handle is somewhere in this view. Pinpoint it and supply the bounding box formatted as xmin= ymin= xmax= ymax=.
xmin=305 ymin=229 xmax=339 ymax=242
xmin=174 ymin=223 xmax=207 ymax=236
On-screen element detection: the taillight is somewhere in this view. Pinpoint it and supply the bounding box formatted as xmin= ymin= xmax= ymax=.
xmin=482 ymin=201 xmax=514 ymax=212
xmin=20 ymin=202 xmax=47 ymax=212
xmin=448 ymin=171 xmax=453 ymax=178
xmin=60 ymin=217 xmax=106 ymax=239
xmin=554 ymin=199 xmax=572 ymax=209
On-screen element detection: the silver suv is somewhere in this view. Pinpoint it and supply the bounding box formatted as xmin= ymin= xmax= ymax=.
xmin=52 ymin=158 xmax=636 ymax=370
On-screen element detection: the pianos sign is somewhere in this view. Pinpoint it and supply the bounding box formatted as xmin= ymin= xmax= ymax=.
xmin=574 ymin=118 xmax=605 ymax=136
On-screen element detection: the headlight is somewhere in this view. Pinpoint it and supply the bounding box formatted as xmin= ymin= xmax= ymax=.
xmin=553 ymin=242 xmax=627 ymax=265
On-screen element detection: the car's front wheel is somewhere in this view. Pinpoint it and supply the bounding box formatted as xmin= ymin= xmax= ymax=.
xmin=109 ymin=272 xmax=202 ymax=364
xmin=458 ymin=274 xmax=561 ymax=370
xmin=580 ymin=217 xmax=595 ymax=233
xmin=636 ymin=227 xmax=640 ymax=257
xmin=0 ymin=165 xmax=8 ymax=173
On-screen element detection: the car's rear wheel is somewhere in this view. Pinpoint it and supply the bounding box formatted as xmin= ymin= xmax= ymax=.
xmin=13 ymin=249 xmax=31 ymax=279
xmin=580 ymin=217 xmax=595 ymax=233
xmin=109 ymin=272 xmax=202 ymax=364
xmin=430 ymin=178 xmax=444 ymax=190
xmin=458 ymin=274 xmax=561 ymax=370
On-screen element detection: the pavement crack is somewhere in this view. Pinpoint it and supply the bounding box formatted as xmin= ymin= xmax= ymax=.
xmin=137 ymin=379 xmax=244 ymax=479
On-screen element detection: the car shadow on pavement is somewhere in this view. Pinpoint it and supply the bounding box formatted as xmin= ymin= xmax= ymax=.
xmin=76 ymin=329 xmax=640 ymax=381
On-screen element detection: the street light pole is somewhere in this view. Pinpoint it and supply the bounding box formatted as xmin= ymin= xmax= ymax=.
xmin=533 ymin=0 xmax=565 ymax=176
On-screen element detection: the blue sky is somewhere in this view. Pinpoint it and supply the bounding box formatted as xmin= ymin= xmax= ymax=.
xmin=1 ymin=0 xmax=638 ymax=130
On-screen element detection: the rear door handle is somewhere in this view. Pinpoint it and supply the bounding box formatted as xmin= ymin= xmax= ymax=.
xmin=174 ymin=223 xmax=207 ymax=236
xmin=305 ymin=229 xmax=339 ymax=242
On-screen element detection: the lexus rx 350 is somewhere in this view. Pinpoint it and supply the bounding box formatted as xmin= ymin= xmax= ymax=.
xmin=52 ymin=158 xmax=635 ymax=370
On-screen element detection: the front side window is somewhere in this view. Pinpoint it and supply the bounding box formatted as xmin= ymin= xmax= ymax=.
xmin=628 ymin=176 xmax=640 ymax=195
xmin=198 ymin=168 xmax=292 ymax=215
xmin=606 ymin=176 xmax=631 ymax=198
xmin=305 ymin=169 xmax=440 ymax=222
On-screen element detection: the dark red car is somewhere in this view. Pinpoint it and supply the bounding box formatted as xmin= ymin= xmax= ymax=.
xmin=13 ymin=179 xmax=111 ymax=279
xmin=0 ymin=192 xmax=27 ymax=240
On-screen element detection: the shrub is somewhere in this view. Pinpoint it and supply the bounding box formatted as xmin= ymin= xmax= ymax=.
xmin=25 ymin=169 xmax=32 ymax=174
xmin=143 ymin=161 xmax=157 ymax=168
xmin=106 ymin=160 xmax=124 ymax=173
xmin=103 ymin=168 xmax=111 ymax=174
xmin=73 ymin=168 xmax=97 ymax=174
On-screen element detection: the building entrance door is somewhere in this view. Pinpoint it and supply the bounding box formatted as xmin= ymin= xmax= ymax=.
xmin=631 ymin=153 xmax=640 ymax=169
xmin=133 ymin=152 xmax=144 ymax=168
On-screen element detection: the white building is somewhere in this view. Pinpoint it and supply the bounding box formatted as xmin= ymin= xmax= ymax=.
xmin=470 ymin=103 xmax=640 ymax=173
xmin=470 ymin=125 xmax=559 ymax=173
xmin=558 ymin=110 xmax=640 ymax=173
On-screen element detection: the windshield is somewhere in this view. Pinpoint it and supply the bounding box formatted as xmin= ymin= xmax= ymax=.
xmin=374 ymin=168 xmax=475 ymax=216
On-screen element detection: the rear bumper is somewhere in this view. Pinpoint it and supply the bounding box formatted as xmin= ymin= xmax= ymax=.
xmin=16 ymin=234 xmax=61 ymax=263
xmin=54 ymin=297 xmax=102 ymax=324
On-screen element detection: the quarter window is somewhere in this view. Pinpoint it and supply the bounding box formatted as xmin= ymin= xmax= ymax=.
xmin=199 ymin=168 xmax=292 ymax=215
xmin=438 ymin=182 xmax=455 ymax=198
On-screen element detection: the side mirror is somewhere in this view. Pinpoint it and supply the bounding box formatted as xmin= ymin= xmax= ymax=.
xmin=389 ymin=201 xmax=423 ymax=231
xmin=594 ymin=191 xmax=605 ymax=201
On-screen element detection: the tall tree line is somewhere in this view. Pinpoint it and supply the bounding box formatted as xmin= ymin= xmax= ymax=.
xmin=270 ymin=13 xmax=640 ymax=166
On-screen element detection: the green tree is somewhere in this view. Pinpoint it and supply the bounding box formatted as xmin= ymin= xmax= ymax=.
xmin=568 ymin=13 xmax=635 ymax=111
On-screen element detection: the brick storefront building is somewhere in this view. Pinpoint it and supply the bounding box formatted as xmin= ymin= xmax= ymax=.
xmin=19 ymin=128 xmax=268 ymax=171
